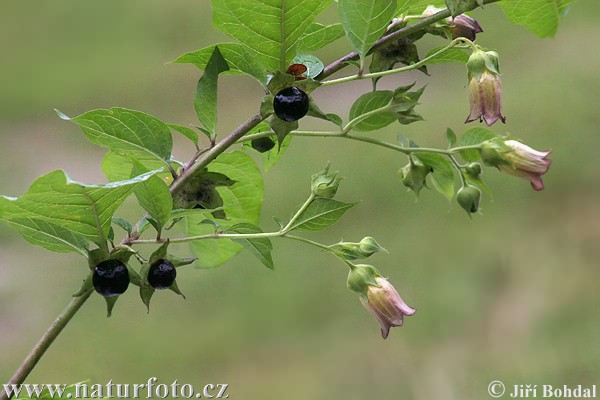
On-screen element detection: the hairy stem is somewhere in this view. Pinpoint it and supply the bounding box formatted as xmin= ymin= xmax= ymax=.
xmin=0 ymin=290 xmax=93 ymax=400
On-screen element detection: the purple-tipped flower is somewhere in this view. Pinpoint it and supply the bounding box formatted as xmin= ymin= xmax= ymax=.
xmin=480 ymin=139 xmax=552 ymax=191
xmin=360 ymin=277 xmax=416 ymax=339
xmin=498 ymin=140 xmax=552 ymax=191
xmin=465 ymin=49 xmax=506 ymax=126
xmin=449 ymin=14 xmax=483 ymax=41
xmin=347 ymin=265 xmax=416 ymax=339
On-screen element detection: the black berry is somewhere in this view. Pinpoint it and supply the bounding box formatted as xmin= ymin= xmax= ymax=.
xmin=148 ymin=259 xmax=177 ymax=290
xmin=251 ymin=137 xmax=276 ymax=153
xmin=93 ymin=259 xmax=130 ymax=297
xmin=273 ymin=87 xmax=309 ymax=122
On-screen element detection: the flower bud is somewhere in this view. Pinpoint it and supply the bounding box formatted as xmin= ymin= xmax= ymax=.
xmin=398 ymin=160 xmax=430 ymax=195
xmin=465 ymin=162 xmax=482 ymax=178
xmin=334 ymin=237 xmax=387 ymax=260
xmin=359 ymin=237 xmax=387 ymax=256
xmin=311 ymin=164 xmax=342 ymax=198
xmin=457 ymin=184 xmax=481 ymax=214
xmin=465 ymin=49 xmax=505 ymax=126
xmin=449 ymin=14 xmax=483 ymax=41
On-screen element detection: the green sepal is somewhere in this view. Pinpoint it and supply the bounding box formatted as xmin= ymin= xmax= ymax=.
xmin=73 ymin=273 xmax=93 ymax=297
xmin=294 ymin=77 xmax=321 ymax=94
xmin=269 ymin=116 xmax=298 ymax=148
xmin=149 ymin=240 xmax=170 ymax=265
xmin=347 ymin=264 xmax=381 ymax=296
xmin=306 ymin=99 xmax=342 ymax=127
xmin=169 ymin=280 xmax=186 ymax=299
xmin=267 ymin=71 xmax=296 ymax=94
xmin=104 ymin=296 xmax=119 ymax=318
xmin=445 ymin=0 xmax=480 ymax=17
xmin=260 ymin=95 xmax=274 ymax=118
xmin=87 ymin=248 xmax=108 ymax=271
xmin=169 ymin=255 xmax=197 ymax=268
xmin=109 ymin=245 xmax=137 ymax=265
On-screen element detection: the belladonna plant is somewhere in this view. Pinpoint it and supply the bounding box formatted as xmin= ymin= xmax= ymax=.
xmin=0 ymin=0 xmax=570 ymax=397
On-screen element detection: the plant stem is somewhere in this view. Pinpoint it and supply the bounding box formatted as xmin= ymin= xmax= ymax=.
xmin=317 ymin=0 xmax=501 ymax=80
xmin=321 ymin=38 xmax=465 ymax=87
xmin=0 ymin=290 xmax=93 ymax=400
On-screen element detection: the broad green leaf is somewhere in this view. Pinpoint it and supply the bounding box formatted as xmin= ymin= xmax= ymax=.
xmin=459 ymin=127 xmax=496 ymax=162
xmin=168 ymin=124 xmax=199 ymax=148
xmin=0 ymin=170 xmax=159 ymax=249
xmin=131 ymin=160 xmax=173 ymax=229
xmin=0 ymin=214 xmax=89 ymax=256
xmin=187 ymin=151 xmax=263 ymax=268
xmin=194 ymin=46 xmax=230 ymax=136
xmin=339 ymin=0 xmax=397 ymax=69
xmin=397 ymin=0 xmax=445 ymax=14
xmin=292 ymin=53 xmax=324 ymax=79
xmin=298 ymin=23 xmax=346 ymax=52
xmin=174 ymin=43 xmax=267 ymax=84
xmin=61 ymin=108 xmax=173 ymax=167
xmin=229 ymin=223 xmax=274 ymax=270
xmin=416 ymin=153 xmax=456 ymax=200
xmin=101 ymin=151 xmax=176 ymax=183
xmin=212 ymin=0 xmax=334 ymax=72
xmin=499 ymin=0 xmax=574 ymax=38
xmin=424 ymin=46 xmax=469 ymax=64
xmin=289 ymin=198 xmax=356 ymax=232
xmin=349 ymin=91 xmax=395 ymax=131
xmin=445 ymin=0 xmax=483 ymax=17
xmin=270 ymin=116 xmax=298 ymax=145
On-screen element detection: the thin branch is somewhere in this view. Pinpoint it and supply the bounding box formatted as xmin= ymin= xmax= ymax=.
xmin=0 ymin=290 xmax=93 ymax=400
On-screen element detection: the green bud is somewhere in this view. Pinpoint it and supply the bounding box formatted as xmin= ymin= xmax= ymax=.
xmin=398 ymin=160 xmax=430 ymax=195
xmin=465 ymin=162 xmax=482 ymax=178
xmin=311 ymin=164 xmax=342 ymax=198
xmin=358 ymin=237 xmax=387 ymax=256
xmin=456 ymin=184 xmax=481 ymax=214
xmin=333 ymin=237 xmax=387 ymax=260
xmin=347 ymin=264 xmax=381 ymax=296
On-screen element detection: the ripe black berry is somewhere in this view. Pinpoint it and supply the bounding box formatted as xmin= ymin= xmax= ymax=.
xmin=273 ymin=87 xmax=309 ymax=122
xmin=251 ymin=137 xmax=276 ymax=153
xmin=148 ymin=259 xmax=176 ymax=290
xmin=93 ymin=259 xmax=130 ymax=297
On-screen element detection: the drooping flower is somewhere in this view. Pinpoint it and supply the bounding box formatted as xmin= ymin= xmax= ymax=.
xmin=347 ymin=265 xmax=416 ymax=339
xmin=449 ymin=14 xmax=483 ymax=41
xmin=498 ymin=140 xmax=552 ymax=191
xmin=480 ymin=139 xmax=552 ymax=191
xmin=465 ymin=49 xmax=506 ymax=126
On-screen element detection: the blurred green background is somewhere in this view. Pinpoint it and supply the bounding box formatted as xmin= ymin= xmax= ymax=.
xmin=1 ymin=1 xmax=599 ymax=399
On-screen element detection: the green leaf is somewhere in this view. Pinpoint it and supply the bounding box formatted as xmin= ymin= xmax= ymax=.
xmin=61 ymin=108 xmax=173 ymax=167
xmin=131 ymin=160 xmax=173 ymax=229
xmin=112 ymin=217 xmax=133 ymax=234
xmin=187 ymin=151 xmax=263 ymax=268
xmin=168 ymin=124 xmax=199 ymax=148
xmin=0 ymin=170 xmax=159 ymax=250
xmin=339 ymin=0 xmax=397 ymax=70
xmin=447 ymin=128 xmax=457 ymax=147
xmin=424 ymin=46 xmax=469 ymax=64
xmin=349 ymin=91 xmax=395 ymax=131
xmin=270 ymin=116 xmax=298 ymax=146
xmin=459 ymin=127 xmax=497 ymax=162
xmin=397 ymin=0 xmax=445 ymax=14
xmin=101 ymin=151 xmax=176 ymax=183
xmin=262 ymin=135 xmax=292 ymax=171
xmin=228 ymin=223 xmax=274 ymax=270
xmin=289 ymin=198 xmax=356 ymax=232
xmin=194 ymin=46 xmax=230 ymax=137
xmin=445 ymin=0 xmax=481 ymax=17
xmin=174 ymin=43 xmax=268 ymax=84
xmin=499 ymin=0 xmax=574 ymax=38
xmin=415 ymin=153 xmax=456 ymax=200
xmin=211 ymin=0 xmax=334 ymax=72
xmin=292 ymin=53 xmax=324 ymax=79
xmin=370 ymin=41 xmax=426 ymax=89
xmin=298 ymin=23 xmax=345 ymax=52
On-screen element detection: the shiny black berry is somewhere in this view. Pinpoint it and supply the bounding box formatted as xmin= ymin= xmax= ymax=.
xmin=251 ymin=137 xmax=276 ymax=153
xmin=93 ymin=259 xmax=130 ymax=297
xmin=273 ymin=87 xmax=309 ymax=122
xmin=148 ymin=259 xmax=176 ymax=290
